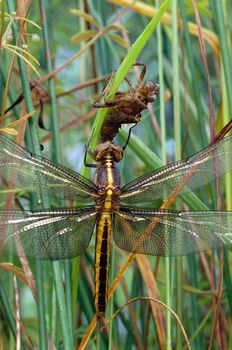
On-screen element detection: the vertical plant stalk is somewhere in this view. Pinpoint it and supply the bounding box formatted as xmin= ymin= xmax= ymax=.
xmin=192 ymin=2 xmax=226 ymax=348
xmin=211 ymin=0 xmax=232 ymax=328
xmin=39 ymin=0 xmax=74 ymax=348
xmin=71 ymin=0 xmax=85 ymax=332
xmin=221 ymin=69 xmax=232 ymax=318
xmin=6 ymin=2 xmax=49 ymax=350
xmin=0 ymin=0 xmax=5 ymax=44
xmin=156 ymin=0 xmax=171 ymax=348
xmin=210 ymin=0 xmax=232 ymax=116
xmin=171 ymin=0 xmax=183 ymax=348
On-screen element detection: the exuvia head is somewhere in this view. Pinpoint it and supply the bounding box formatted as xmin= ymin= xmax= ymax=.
xmin=140 ymin=81 xmax=160 ymax=102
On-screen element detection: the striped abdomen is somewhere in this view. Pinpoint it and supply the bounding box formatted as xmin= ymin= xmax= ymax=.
xmin=94 ymin=213 xmax=112 ymax=317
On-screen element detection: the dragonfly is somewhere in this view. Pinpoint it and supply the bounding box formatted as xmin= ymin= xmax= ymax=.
xmin=0 ymin=134 xmax=232 ymax=317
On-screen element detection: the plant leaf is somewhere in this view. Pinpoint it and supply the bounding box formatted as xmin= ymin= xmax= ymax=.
xmin=70 ymin=8 xmax=97 ymax=26
xmin=70 ymin=29 xmax=97 ymax=42
xmin=107 ymin=23 xmax=127 ymax=32
xmin=108 ymin=32 xmax=129 ymax=48
xmin=4 ymin=111 xmax=35 ymax=128
xmin=0 ymin=127 xmax=18 ymax=135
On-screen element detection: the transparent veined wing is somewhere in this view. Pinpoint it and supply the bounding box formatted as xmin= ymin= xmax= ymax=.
xmin=120 ymin=136 xmax=232 ymax=204
xmin=0 ymin=208 xmax=97 ymax=259
xmin=0 ymin=134 xmax=98 ymax=204
xmin=113 ymin=207 xmax=232 ymax=256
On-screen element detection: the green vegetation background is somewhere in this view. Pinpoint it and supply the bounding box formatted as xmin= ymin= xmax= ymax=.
xmin=0 ymin=1 xmax=232 ymax=349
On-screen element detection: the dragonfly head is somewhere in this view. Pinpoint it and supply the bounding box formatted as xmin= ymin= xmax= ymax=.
xmin=93 ymin=142 xmax=123 ymax=163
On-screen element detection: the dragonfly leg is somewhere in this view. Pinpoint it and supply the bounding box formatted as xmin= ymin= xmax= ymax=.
xmin=84 ymin=131 xmax=97 ymax=168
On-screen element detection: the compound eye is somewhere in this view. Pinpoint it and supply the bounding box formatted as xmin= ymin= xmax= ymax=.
xmin=114 ymin=186 xmax=121 ymax=194
xmin=99 ymin=186 xmax=106 ymax=194
xmin=113 ymin=150 xmax=123 ymax=162
xmin=95 ymin=152 xmax=102 ymax=161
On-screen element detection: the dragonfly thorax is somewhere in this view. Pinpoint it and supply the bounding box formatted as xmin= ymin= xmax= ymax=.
xmin=93 ymin=142 xmax=121 ymax=212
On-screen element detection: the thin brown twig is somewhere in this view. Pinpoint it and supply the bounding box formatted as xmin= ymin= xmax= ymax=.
xmin=89 ymin=297 xmax=191 ymax=350
xmin=37 ymin=7 xmax=129 ymax=85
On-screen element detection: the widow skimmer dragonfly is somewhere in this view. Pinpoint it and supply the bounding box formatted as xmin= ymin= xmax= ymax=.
xmin=0 ymin=133 xmax=232 ymax=317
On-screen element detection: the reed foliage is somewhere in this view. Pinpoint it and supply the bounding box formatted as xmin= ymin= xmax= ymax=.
xmin=0 ymin=1 xmax=231 ymax=349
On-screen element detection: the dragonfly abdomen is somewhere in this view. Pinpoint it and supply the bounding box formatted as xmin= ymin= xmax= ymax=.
xmin=94 ymin=213 xmax=112 ymax=317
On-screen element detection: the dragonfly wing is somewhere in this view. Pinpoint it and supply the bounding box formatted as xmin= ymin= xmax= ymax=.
xmin=113 ymin=207 xmax=232 ymax=256
xmin=121 ymin=135 xmax=232 ymax=203
xmin=0 ymin=134 xmax=97 ymax=203
xmin=0 ymin=208 xmax=97 ymax=259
